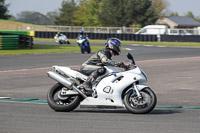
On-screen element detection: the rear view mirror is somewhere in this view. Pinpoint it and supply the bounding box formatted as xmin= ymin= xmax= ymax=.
xmin=127 ymin=53 xmax=133 ymax=60
xmin=127 ymin=53 xmax=135 ymax=65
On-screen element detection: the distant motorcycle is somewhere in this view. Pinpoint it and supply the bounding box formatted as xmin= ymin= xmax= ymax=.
xmin=54 ymin=34 xmax=70 ymax=45
xmin=77 ymin=36 xmax=91 ymax=54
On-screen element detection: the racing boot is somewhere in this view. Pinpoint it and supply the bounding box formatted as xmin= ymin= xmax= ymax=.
xmin=80 ymin=71 xmax=98 ymax=93
xmin=81 ymin=80 xmax=93 ymax=93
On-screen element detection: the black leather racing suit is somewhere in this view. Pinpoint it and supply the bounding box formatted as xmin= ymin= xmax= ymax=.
xmin=80 ymin=48 xmax=117 ymax=92
xmin=80 ymin=48 xmax=116 ymax=76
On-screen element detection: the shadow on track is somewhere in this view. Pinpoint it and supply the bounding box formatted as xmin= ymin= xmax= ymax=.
xmin=72 ymin=108 xmax=182 ymax=115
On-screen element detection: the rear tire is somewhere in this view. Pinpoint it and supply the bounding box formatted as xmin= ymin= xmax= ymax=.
xmin=124 ymin=87 xmax=157 ymax=114
xmin=47 ymin=83 xmax=82 ymax=112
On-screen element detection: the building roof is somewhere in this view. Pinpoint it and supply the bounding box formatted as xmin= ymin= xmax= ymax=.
xmin=167 ymin=16 xmax=200 ymax=26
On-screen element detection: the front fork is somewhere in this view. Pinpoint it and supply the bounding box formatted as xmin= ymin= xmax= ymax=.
xmin=133 ymin=83 xmax=142 ymax=100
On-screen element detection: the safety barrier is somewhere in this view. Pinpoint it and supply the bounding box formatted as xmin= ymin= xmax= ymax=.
xmin=35 ymin=31 xmax=200 ymax=42
xmin=0 ymin=31 xmax=34 ymax=49
xmin=35 ymin=31 xmax=158 ymax=42
xmin=0 ymin=35 xmax=19 ymax=49
xmin=18 ymin=35 xmax=33 ymax=49
xmin=0 ymin=30 xmax=34 ymax=36
xmin=161 ymin=35 xmax=200 ymax=42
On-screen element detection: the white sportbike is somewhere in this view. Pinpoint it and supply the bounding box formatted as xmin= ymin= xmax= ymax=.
xmin=47 ymin=53 xmax=157 ymax=114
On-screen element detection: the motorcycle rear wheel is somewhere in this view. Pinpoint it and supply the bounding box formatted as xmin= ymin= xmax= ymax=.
xmin=124 ymin=87 xmax=157 ymax=114
xmin=47 ymin=83 xmax=82 ymax=112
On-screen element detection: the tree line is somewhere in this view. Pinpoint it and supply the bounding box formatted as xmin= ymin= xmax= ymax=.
xmin=1 ymin=0 xmax=200 ymax=27
xmin=54 ymin=0 xmax=166 ymax=27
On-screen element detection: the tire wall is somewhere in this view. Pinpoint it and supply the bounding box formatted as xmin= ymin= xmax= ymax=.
xmin=35 ymin=31 xmax=158 ymax=42
xmin=35 ymin=31 xmax=200 ymax=42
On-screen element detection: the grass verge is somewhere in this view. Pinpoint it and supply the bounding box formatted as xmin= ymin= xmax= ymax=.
xmin=0 ymin=19 xmax=56 ymax=31
xmin=0 ymin=44 xmax=104 ymax=56
xmin=1 ymin=38 xmax=200 ymax=56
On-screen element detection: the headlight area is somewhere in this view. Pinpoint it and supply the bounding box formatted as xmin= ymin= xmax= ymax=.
xmin=140 ymin=68 xmax=148 ymax=81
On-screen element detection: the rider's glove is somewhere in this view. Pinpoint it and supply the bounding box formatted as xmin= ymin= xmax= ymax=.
xmin=115 ymin=62 xmax=125 ymax=68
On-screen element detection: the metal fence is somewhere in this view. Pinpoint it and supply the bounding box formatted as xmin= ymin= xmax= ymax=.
xmin=2 ymin=24 xmax=200 ymax=35
xmin=2 ymin=25 xmax=140 ymax=33
xmin=35 ymin=25 xmax=139 ymax=34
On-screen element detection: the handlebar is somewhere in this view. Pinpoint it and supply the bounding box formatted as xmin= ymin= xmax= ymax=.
xmin=119 ymin=62 xmax=137 ymax=71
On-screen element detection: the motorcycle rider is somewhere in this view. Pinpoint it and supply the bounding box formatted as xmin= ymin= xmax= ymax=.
xmin=54 ymin=32 xmax=70 ymax=44
xmin=54 ymin=32 xmax=62 ymax=43
xmin=77 ymin=30 xmax=88 ymax=46
xmin=78 ymin=30 xmax=86 ymax=38
xmin=80 ymin=38 xmax=124 ymax=93
xmin=55 ymin=32 xmax=62 ymax=37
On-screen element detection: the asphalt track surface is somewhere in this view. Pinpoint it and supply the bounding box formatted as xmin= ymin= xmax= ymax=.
xmin=0 ymin=42 xmax=200 ymax=133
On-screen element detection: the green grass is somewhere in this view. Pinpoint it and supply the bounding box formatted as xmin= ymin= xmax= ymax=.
xmin=1 ymin=38 xmax=200 ymax=56
xmin=0 ymin=19 xmax=56 ymax=31
xmin=0 ymin=44 xmax=104 ymax=56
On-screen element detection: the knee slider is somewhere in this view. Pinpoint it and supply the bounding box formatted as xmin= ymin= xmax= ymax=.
xmin=97 ymin=67 xmax=106 ymax=76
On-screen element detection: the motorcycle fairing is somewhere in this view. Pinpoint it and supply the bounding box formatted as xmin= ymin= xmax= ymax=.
xmin=52 ymin=65 xmax=148 ymax=107
xmin=52 ymin=66 xmax=88 ymax=81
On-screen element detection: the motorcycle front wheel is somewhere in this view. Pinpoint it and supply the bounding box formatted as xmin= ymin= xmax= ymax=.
xmin=80 ymin=44 xmax=85 ymax=54
xmin=124 ymin=87 xmax=157 ymax=114
xmin=67 ymin=40 xmax=70 ymax=44
xmin=87 ymin=42 xmax=91 ymax=53
xmin=47 ymin=83 xmax=82 ymax=112
xmin=59 ymin=40 xmax=63 ymax=44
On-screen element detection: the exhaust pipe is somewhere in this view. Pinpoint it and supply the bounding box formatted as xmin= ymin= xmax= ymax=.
xmin=47 ymin=71 xmax=87 ymax=98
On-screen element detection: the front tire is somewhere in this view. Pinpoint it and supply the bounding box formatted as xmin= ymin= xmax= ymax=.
xmin=80 ymin=44 xmax=85 ymax=54
xmin=59 ymin=40 xmax=62 ymax=44
xmin=87 ymin=42 xmax=91 ymax=53
xmin=124 ymin=87 xmax=157 ymax=114
xmin=47 ymin=83 xmax=82 ymax=112
xmin=67 ymin=40 xmax=70 ymax=44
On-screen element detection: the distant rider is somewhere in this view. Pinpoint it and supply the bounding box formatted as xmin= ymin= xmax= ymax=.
xmin=54 ymin=32 xmax=63 ymax=42
xmin=77 ymin=30 xmax=86 ymax=38
xmin=77 ymin=30 xmax=88 ymax=46
xmin=55 ymin=32 xmax=63 ymax=38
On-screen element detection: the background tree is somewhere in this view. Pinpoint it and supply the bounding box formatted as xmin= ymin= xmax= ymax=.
xmin=73 ymin=0 xmax=102 ymax=26
xmin=55 ymin=0 xmax=77 ymax=25
xmin=16 ymin=11 xmax=52 ymax=25
xmin=152 ymin=0 xmax=168 ymax=16
xmin=0 ymin=0 xmax=11 ymax=19
xmin=82 ymin=0 xmax=102 ymax=26
xmin=169 ymin=12 xmax=179 ymax=16
xmin=72 ymin=0 xmax=89 ymax=26
xmin=126 ymin=0 xmax=158 ymax=27
xmin=99 ymin=0 xmax=125 ymax=26
xmin=195 ymin=15 xmax=200 ymax=23
xmin=185 ymin=11 xmax=195 ymax=19
xmin=46 ymin=11 xmax=59 ymax=25
xmin=99 ymin=0 xmax=158 ymax=27
xmin=185 ymin=11 xmax=200 ymax=23
xmin=9 ymin=0 xmax=170 ymax=26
